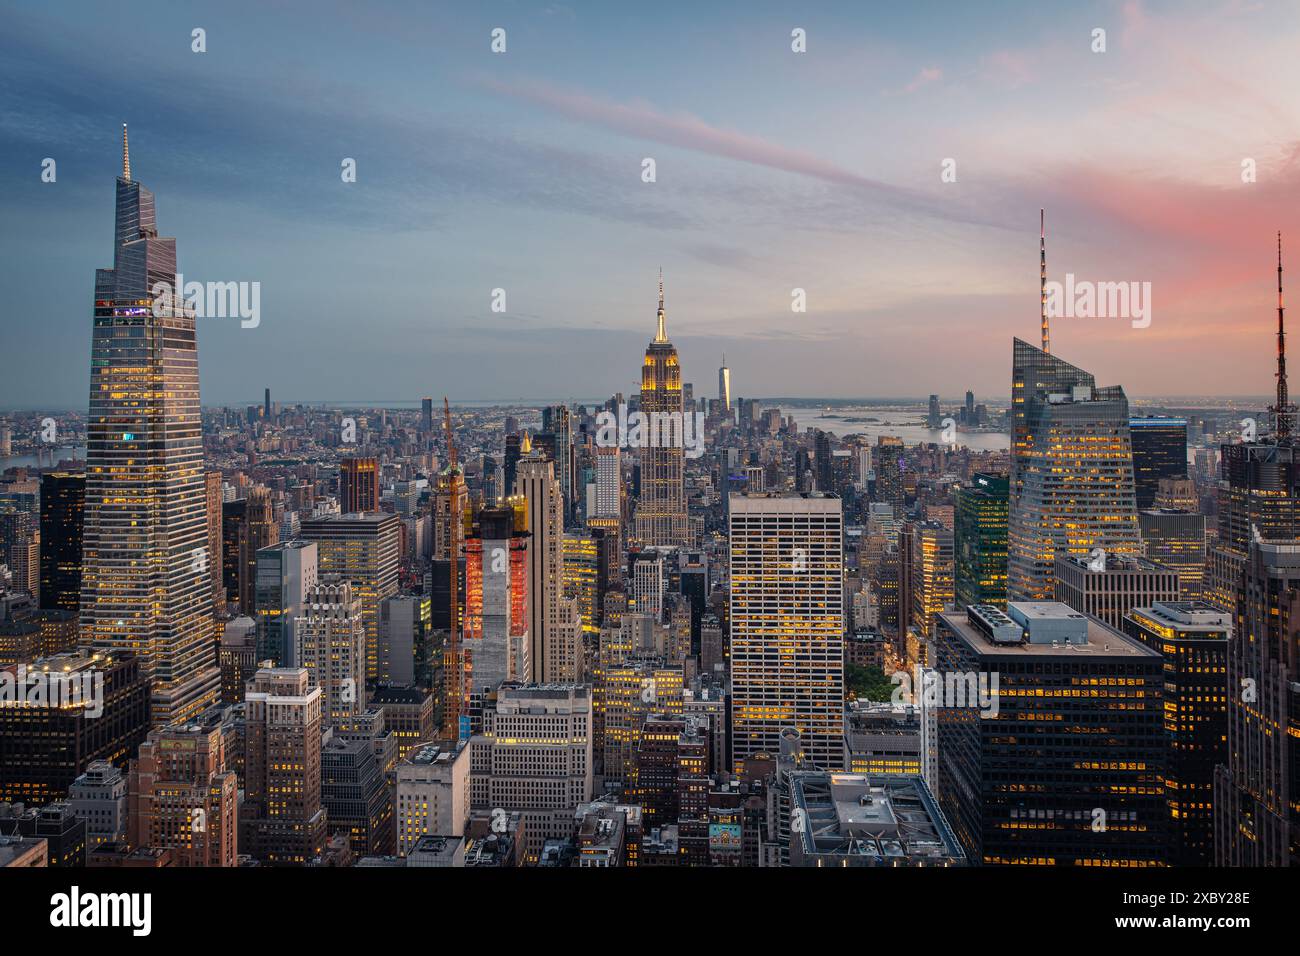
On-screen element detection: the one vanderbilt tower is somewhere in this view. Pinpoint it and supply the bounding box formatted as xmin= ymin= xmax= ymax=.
xmin=80 ymin=125 xmax=220 ymax=725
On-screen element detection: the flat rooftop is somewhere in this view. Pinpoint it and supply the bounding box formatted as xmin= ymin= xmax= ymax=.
xmin=940 ymin=608 xmax=1158 ymax=659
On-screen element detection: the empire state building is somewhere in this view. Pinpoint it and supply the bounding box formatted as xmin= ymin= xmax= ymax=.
xmin=634 ymin=273 xmax=689 ymax=547
xmin=79 ymin=126 xmax=220 ymax=726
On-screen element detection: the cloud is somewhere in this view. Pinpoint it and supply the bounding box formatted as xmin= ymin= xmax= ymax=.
xmin=903 ymin=67 xmax=943 ymax=93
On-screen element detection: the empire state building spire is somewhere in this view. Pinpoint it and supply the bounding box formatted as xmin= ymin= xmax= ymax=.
xmin=655 ymin=267 xmax=668 ymax=343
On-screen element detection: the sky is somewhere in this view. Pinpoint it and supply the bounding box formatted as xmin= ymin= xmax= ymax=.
xmin=1 ymin=0 xmax=1299 ymax=409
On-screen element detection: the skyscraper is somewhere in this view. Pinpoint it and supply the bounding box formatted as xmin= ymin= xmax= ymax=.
xmin=728 ymin=492 xmax=844 ymax=771
xmin=38 ymin=472 xmax=83 ymax=614
xmin=954 ymin=472 xmax=1009 ymax=610
xmin=934 ymin=604 xmax=1166 ymax=867
xmin=1207 ymin=237 xmax=1300 ymax=612
xmin=79 ymin=125 xmax=220 ymax=726
xmin=463 ymin=499 xmax=531 ymax=694
xmin=515 ymin=451 xmax=581 ymax=683
xmin=1214 ymin=538 xmax=1300 ymax=866
xmin=1129 ymin=416 xmax=1188 ymax=510
xmin=295 ymin=581 xmax=367 ymax=726
xmin=1007 ymin=338 xmax=1141 ymax=601
xmin=241 ymin=667 xmax=328 ymax=864
xmin=718 ymin=356 xmax=731 ymax=416
xmin=1123 ymin=601 xmax=1230 ymax=866
xmin=301 ymin=512 xmax=401 ymax=684
xmin=340 ymin=457 xmax=381 ymax=514
xmin=635 ymin=273 xmax=688 ymax=548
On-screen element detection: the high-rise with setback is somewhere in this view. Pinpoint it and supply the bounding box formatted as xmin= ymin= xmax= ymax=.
xmin=80 ymin=125 xmax=220 ymax=726
xmin=635 ymin=273 xmax=689 ymax=548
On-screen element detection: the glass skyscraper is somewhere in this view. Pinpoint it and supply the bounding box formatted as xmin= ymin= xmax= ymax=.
xmin=954 ymin=472 xmax=1009 ymax=610
xmin=1129 ymin=416 xmax=1187 ymax=510
xmin=79 ymin=126 xmax=220 ymax=726
xmin=1008 ymin=339 xmax=1141 ymax=601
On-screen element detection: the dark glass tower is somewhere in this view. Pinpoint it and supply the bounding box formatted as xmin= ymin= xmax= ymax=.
xmin=954 ymin=472 xmax=1009 ymax=609
xmin=80 ymin=126 xmax=219 ymax=726
xmin=1129 ymin=416 xmax=1187 ymax=509
xmin=39 ymin=471 xmax=84 ymax=613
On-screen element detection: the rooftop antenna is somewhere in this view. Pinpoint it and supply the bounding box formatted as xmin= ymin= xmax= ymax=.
xmin=121 ymin=123 xmax=131 ymax=181
xmin=1040 ymin=208 xmax=1049 ymax=354
xmin=655 ymin=268 xmax=667 ymax=343
xmin=1272 ymin=232 xmax=1294 ymax=441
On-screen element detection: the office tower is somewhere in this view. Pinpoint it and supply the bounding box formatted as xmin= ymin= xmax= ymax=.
xmin=786 ymin=772 xmax=964 ymax=867
xmin=80 ymin=128 xmax=219 ymax=726
xmin=629 ymin=549 xmax=667 ymax=620
xmin=204 ymin=471 xmax=224 ymax=610
xmin=218 ymin=486 xmax=277 ymax=615
xmin=67 ymin=760 xmax=128 ymax=850
xmin=0 ymin=650 xmax=149 ymax=806
xmin=563 ymin=532 xmax=603 ymax=640
xmin=395 ymin=740 xmax=471 ymax=854
xmin=718 ymin=357 xmax=731 ymax=415
xmin=597 ymin=661 xmax=684 ymax=788
xmin=379 ymin=594 xmax=433 ymax=687
xmin=464 ymin=500 xmax=531 ymax=694
xmin=1007 ymin=339 xmax=1141 ymax=601
xmin=927 ymin=394 xmax=942 ymax=429
xmin=301 ymin=512 xmax=401 ymax=683
xmin=1215 ymin=538 xmax=1300 ymax=866
xmin=218 ymin=616 xmax=256 ymax=704
xmin=933 ymin=604 xmax=1166 ymax=866
xmin=0 ymin=802 xmax=87 ymax=868
xmin=515 ymin=453 xmax=580 ymax=683
xmin=503 ymin=432 xmax=522 ymax=502
xmin=1154 ymin=476 xmax=1198 ymax=511
xmin=322 ymin=733 xmax=393 ymax=857
xmin=296 ymin=582 xmax=367 ymax=726
xmin=421 ymin=397 xmax=434 ymax=435
xmin=127 ymin=706 xmax=239 ymax=867
xmin=368 ymin=685 xmax=436 ymax=760
xmin=844 ymin=701 xmax=922 ymax=775
xmin=340 ymin=457 xmax=381 ymax=515
xmin=38 ymin=472 xmax=83 ymax=613
xmin=729 ymin=493 xmax=844 ymax=771
xmin=1130 ymin=416 xmax=1188 ymax=509
xmin=253 ymin=539 xmax=318 ymax=665
xmin=908 ymin=520 xmax=954 ymax=640
xmin=954 ymin=473 xmax=1009 ymax=610
xmin=635 ymin=273 xmax=688 ymax=548
xmin=1054 ymin=553 xmax=1180 ymax=631
xmin=241 ymin=667 xmax=328 ymax=864
xmin=221 ymin=498 xmax=246 ymax=604
xmin=470 ymin=684 xmax=593 ymax=862
xmin=1139 ymin=509 xmax=1207 ymax=599
xmin=0 ymin=510 xmax=38 ymax=599
xmin=1122 ymin=602 xmax=1230 ymax=866
xmin=544 ymin=405 xmax=575 ymax=524
xmin=873 ymin=437 xmax=905 ymax=514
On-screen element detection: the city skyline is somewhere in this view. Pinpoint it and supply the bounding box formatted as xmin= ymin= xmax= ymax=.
xmin=3 ymin=1 xmax=1300 ymax=410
